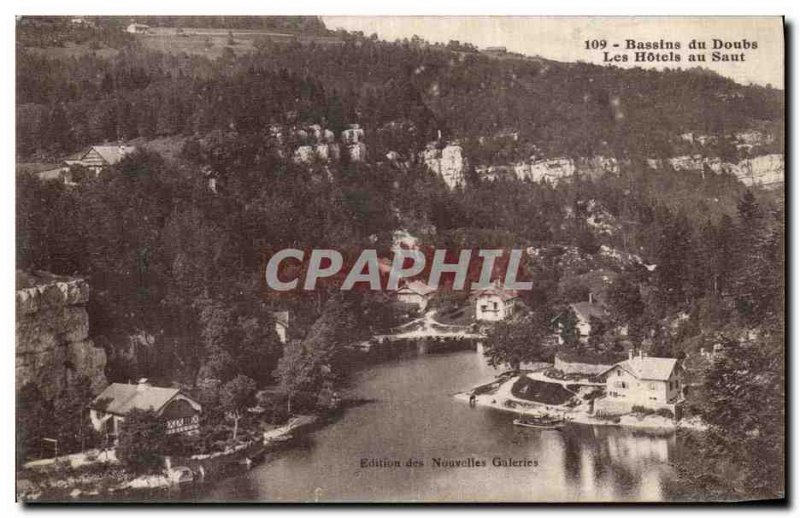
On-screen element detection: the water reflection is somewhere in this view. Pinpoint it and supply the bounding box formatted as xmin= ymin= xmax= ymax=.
xmin=187 ymin=351 xmax=677 ymax=503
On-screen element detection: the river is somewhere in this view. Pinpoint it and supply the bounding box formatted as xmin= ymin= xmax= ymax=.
xmin=179 ymin=349 xmax=680 ymax=503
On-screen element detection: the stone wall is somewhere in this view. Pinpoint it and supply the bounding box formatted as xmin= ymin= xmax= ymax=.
xmin=16 ymin=272 xmax=107 ymax=399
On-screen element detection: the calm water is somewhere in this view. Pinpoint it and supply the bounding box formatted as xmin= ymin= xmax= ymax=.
xmin=187 ymin=350 xmax=678 ymax=502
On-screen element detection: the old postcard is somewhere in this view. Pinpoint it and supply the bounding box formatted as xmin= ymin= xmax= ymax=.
xmin=15 ymin=15 xmax=785 ymax=503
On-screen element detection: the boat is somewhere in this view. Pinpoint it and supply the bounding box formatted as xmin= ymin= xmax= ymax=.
xmin=513 ymin=414 xmax=567 ymax=430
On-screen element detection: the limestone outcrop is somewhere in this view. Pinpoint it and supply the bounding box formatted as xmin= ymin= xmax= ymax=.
xmin=16 ymin=271 xmax=107 ymax=399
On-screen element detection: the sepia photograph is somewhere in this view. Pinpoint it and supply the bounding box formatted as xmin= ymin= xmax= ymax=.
xmin=12 ymin=12 xmax=785 ymax=504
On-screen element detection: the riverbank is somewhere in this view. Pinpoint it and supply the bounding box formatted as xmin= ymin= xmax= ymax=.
xmin=17 ymin=413 xmax=322 ymax=501
xmin=455 ymin=373 xmax=706 ymax=431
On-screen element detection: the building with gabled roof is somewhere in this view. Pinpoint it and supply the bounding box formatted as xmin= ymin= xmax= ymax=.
xmin=89 ymin=378 xmax=201 ymax=441
xmin=568 ymin=295 xmax=608 ymax=342
xmin=595 ymin=351 xmax=684 ymax=416
xmin=475 ymin=283 xmax=519 ymax=321
xmin=395 ymin=280 xmax=436 ymax=311
xmin=65 ymin=145 xmax=136 ymax=175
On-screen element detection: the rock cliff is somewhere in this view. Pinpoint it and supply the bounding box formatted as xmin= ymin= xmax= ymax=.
xmin=16 ymin=271 xmax=107 ymax=399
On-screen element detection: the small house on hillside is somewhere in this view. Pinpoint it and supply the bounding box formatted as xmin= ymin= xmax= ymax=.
xmin=395 ymin=280 xmax=436 ymax=311
xmin=65 ymin=145 xmax=136 ymax=175
xmin=272 ymin=310 xmax=289 ymax=344
xmin=475 ymin=284 xmax=519 ymax=321
xmin=595 ymin=351 xmax=684 ymax=415
xmin=126 ymin=23 xmax=150 ymax=34
xmin=568 ymin=295 xmax=607 ymax=342
xmin=89 ymin=379 xmax=201 ymax=441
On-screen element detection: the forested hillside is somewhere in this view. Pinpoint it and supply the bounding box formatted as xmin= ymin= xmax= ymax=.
xmin=17 ymin=19 xmax=783 ymax=161
xmin=16 ymin=18 xmax=784 ymax=498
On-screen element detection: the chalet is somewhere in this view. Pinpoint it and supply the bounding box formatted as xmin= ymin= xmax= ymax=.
xmin=89 ymin=379 xmax=201 ymax=441
xmin=475 ymin=284 xmax=518 ymax=321
xmin=595 ymin=352 xmax=684 ymax=415
xmin=126 ymin=23 xmax=150 ymax=34
xmin=567 ymin=295 xmax=607 ymax=343
xmin=65 ymin=145 xmax=137 ymax=176
xmin=395 ymin=280 xmax=436 ymax=311
xmin=272 ymin=311 xmax=289 ymax=344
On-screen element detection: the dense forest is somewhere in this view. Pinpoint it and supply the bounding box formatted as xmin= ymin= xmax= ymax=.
xmin=16 ymin=17 xmax=784 ymax=499
xmin=17 ymin=18 xmax=783 ymax=161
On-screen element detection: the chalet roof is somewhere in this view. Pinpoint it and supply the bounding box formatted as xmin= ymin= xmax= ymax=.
xmin=606 ymin=356 xmax=679 ymax=381
xmin=399 ymin=280 xmax=436 ymax=297
xmin=89 ymin=145 xmax=136 ymax=165
xmin=90 ymin=382 xmax=194 ymax=416
xmin=272 ymin=310 xmax=289 ymax=328
xmin=64 ymin=151 xmax=86 ymax=162
xmin=570 ymin=301 xmax=606 ymax=322
xmin=18 ymin=162 xmax=62 ymax=174
xmin=476 ymin=285 xmax=519 ymax=302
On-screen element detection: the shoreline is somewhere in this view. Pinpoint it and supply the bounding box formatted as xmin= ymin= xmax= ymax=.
xmin=17 ymin=412 xmax=324 ymax=502
xmin=454 ymin=374 xmax=707 ymax=432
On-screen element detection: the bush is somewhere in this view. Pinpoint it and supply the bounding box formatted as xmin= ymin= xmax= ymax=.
xmin=594 ymin=411 xmax=621 ymax=423
xmin=631 ymin=405 xmax=655 ymax=415
xmin=655 ymin=408 xmax=675 ymax=419
xmin=630 ymin=405 xmax=675 ymax=420
xmin=115 ymin=409 xmax=166 ymax=475
xmin=257 ymin=392 xmax=290 ymax=425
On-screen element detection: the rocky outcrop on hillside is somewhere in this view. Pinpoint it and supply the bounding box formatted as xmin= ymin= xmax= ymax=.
xmin=284 ymin=123 xmax=367 ymax=165
xmin=647 ymin=153 xmax=784 ymax=189
xmin=16 ymin=271 xmax=107 ymax=399
xmin=421 ymin=143 xmax=465 ymax=188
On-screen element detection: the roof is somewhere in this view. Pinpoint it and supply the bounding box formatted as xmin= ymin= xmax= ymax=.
xmin=89 ymin=145 xmax=136 ymax=165
xmin=64 ymin=150 xmax=86 ymax=161
xmin=570 ymin=301 xmax=606 ymax=322
xmin=17 ymin=162 xmax=63 ymax=174
xmin=476 ymin=285 xmax=519 ymax=302
xmin=398 ymin=280 xmax=436 ymax=297
xmin=606 ymin=356 xmax=679 ymax=381
xmin=272 ymin=310 xmax=289 ymax=328
xmin=90 ymin=382 xmax=193 ymax=416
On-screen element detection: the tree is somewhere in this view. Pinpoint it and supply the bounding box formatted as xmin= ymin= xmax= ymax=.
xmin=273 ymin=339 xmax=331 ymax=415
xmin=16 ymin=384 xmax=52 ymax=466
xmin=116 ymin=409 xmax=167 ymax=475
xmin=607 ymin=275 xmax=644 ymax=325
xmin=732 ymin=199 xmax=783 ymax=327
xmin=51 ymin=376 xmax=99 ymax=455
xmin=673 ymin=331 xmax=784 ymax=500
xmin=557 ymin=309 xmax=580 ymax=349
xmin=219 ymin=374 xmax=256 ymax=441
xmin=587 ymin=316 xmax=607 ymax=350
xmin=483 ymin=312 xmax=551 ymax=370
xmin=654 ymin=211 xmax=693 ymax=308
